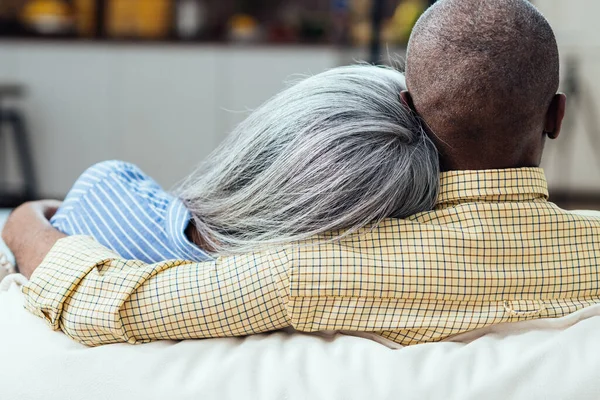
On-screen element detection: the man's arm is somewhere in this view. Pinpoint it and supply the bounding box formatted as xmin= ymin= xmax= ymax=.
xmin=1 ymin=201 xmax=66 ymax=278
xmin=2 ymin=201 xmax=291 ymax=346
xmin=22 ymin=236 xmax=291 ymax=345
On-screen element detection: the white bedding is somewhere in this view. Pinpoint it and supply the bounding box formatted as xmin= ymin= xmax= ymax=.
xmin=2 ymin=210 xmax=600 ymax=399
xmin=2 ymin=276 xmax=600 ymax=400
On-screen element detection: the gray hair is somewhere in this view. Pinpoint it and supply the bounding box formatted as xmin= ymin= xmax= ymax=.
xmin=176 ymin=65 xmax=439 ymax=256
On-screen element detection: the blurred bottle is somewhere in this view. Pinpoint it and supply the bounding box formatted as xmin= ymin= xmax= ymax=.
xmin=387 ymin=0 xmax=426 ymax=45
xmin=350 ymin=0 xmax=372 ymax=46
xmin=331 ymin=0 xmax=350 ymax=45
xmin=21 ymin=0 xmax=73 ymax=35
xmin=106 ymin=0 xmax=135 ymax=37
xmin=267 ymin=2 xmax=301 ymax=43
xmin=136 ymin=0 xmax=170 ymax=39
xmin=299 ymin=15 xmax=327 ymax=44
xmin=227 ymin=13 xmax=262 ymax=43
xmin=106 ymin=0 xmax=170 ymax=39
xmin=175 ymin=0 xmax=207 ymax=40
xmin=74 ymin=0 xmax=96 ymax=37
xmin=350 ymin=0 xmax=427 ymax=47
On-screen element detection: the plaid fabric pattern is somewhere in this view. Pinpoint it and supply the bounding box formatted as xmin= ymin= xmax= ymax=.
xmin=23 ymin=168 xmax=600 ymax=346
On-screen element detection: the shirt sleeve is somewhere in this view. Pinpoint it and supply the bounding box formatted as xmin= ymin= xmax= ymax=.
xmin=50 ymin=160 xmax=120 ymax=233
xmin=49 ymin=160 xmax=199 ymax=264
xmin=22 ymin=236 xmax=292 ymax=346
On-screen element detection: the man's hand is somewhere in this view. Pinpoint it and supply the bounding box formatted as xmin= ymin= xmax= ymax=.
xmin=1 ymin=200 xmax=67 ymax=279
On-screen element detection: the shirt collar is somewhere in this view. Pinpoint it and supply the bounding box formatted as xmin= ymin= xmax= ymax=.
xmin=435 ymin=167 xmax=549 ymax=209
xmin=166 ymin=197 xmax=213 ymax=261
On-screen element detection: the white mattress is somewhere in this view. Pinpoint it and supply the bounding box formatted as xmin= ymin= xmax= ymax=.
xmin=1 ymin=209 xmax=600 ymax=399
xmin=2 ymin=277 xmax=600 ymax=400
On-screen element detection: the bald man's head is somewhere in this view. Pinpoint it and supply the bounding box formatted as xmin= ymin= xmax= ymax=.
xmin=405 ymin=0 xmax=565 ymax=170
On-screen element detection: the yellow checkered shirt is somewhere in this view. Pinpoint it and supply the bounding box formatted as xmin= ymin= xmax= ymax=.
xmin=23 ymin=168 xmax=600 ymax=346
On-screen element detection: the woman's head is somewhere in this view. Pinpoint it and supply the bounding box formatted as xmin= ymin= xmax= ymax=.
xmin=177 ymin=65 xmax=439 ymax=255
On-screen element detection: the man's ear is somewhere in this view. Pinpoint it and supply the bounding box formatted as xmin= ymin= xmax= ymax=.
xmin=544 ymin=93 xmax=567 ymax=139
xmin=400 ymin=90 xmax=417 ymax=113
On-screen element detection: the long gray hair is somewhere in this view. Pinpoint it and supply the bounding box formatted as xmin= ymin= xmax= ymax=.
xmin=176 ymin=65 xmax=439 ymax=256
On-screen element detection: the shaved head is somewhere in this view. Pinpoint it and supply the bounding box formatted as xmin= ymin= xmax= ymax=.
xmin=405 ymin=0 xmax=562 ymax=170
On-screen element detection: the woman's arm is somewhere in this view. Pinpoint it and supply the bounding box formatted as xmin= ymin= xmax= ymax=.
xmin=2 ymin=201 xmax=66 ymax=278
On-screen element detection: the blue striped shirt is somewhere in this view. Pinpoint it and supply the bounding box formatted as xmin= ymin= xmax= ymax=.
xmin=51 ymin=160 xmax=212 ymax=263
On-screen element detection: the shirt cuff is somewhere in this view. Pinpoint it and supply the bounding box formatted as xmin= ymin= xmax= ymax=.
xmin=22 ymin=235 xmax=120 ymax=330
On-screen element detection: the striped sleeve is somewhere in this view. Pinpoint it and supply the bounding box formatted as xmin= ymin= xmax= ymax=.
xmin=50 ymin=161 xmax=210 ymax=263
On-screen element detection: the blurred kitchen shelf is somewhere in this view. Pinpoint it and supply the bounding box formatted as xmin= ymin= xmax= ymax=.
xmin=0 ymin=35 xmax=342 ymax=48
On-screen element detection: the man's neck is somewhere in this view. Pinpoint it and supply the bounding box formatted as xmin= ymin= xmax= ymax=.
xmin=429 ymin=126 xmax=544 ymax=172
xmin=439 ymin=153 xmax=542 ymax=172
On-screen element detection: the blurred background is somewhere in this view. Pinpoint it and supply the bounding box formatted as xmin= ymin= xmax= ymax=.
xmin=0 ymin=0 xmax=598 ymax=209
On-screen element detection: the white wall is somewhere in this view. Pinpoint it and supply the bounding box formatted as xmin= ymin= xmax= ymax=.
xmin=1 ymin=0 xmax=600 ymax=199
xmin=536 ymin=0 xmax=600 ymax=191
xmin=0 ymin=43 xmax=341 ymax=196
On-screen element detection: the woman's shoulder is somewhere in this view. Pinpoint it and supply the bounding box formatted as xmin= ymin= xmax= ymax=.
xmin=51 ymin=160 xmax=197 ymax=263
xmin=75 ymin=160 xmax=163 ymax=194
xmin=78 ymin=160 xmax=151 ymax=185
xmin=59 ymin=160 xmax=170 ymax=213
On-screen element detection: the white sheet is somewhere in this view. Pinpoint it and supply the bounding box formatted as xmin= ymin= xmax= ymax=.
xmin=1 ymin=275 xmax=600 ymax=400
